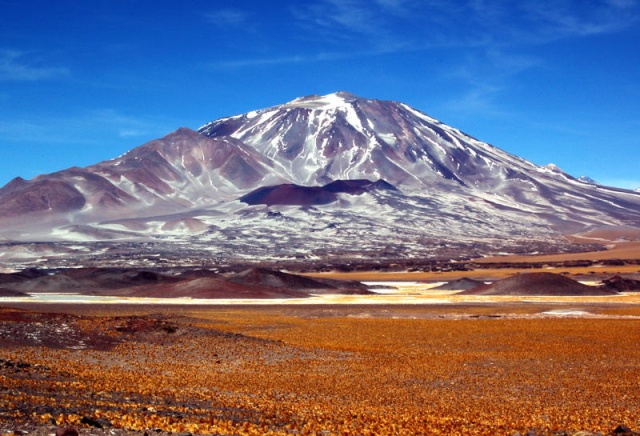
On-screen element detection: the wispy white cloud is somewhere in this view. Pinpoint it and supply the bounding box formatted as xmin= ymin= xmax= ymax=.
xmin=204 ymin=8 xmax=250 ymax=27
xmin=373 ymin=0 xmax=412 ymax=13
xmin=441 ymin=82 xmax=508 ymax=118
xmin=210 ymin=47 xmax=396 ymax=69
xmin=439 ymin=48 xmax=542 ymax=117
xmin=427 ymin=0 xmax=640 ymax=118
xmin=488 ymin=0 xmax=640 ymax=44
xmin=211 ymin=52 xmax=342 ymax=69
xmin=452 ymin=49 xmax=542 ymax=82
xmin=212 ymin=0 xmax=424 ymax=70
xmin=89 ymin=109 xmax=167 ymax=139
xmin=289 ymin=0 xmax=640 ymax=58
xmin=0 ymin=109 xmax=168 ymax=146
xmin=290 ymin=0 xmax=419 ymax=49
xmin=0 ymin=49 xmax=69 ymax=81
xmin=0 ymin=110 xmax=180 ymax=182
xmin=212 ymin=0 xmax=640 ymax=112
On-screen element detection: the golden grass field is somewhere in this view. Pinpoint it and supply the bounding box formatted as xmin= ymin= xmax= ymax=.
xmin=1 ymin=301 xmax=639 ymax=436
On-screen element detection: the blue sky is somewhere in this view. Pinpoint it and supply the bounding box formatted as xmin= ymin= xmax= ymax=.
xmin=1 ymin=0 xmax=640 ymax=189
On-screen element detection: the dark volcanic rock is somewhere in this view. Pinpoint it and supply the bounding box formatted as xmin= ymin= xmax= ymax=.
xmin=323 ymin=179 xmax=397 ymax=194
xmin=56 ymin=427 xmax=79 ymax=436
xmin=0 ymin=287 xmax=29 ymax=297
xmin=80 ymin=416 xmax=111 ymax=429
xmin=611 ymin=424 xmax=640 ymax=435
xmin=228 ymin=267 xmax=332 ymax=290
xmin=459 ymin=272 xmax=617 ymax=296
xmin=227 ymin=267 xmax=371 ymax=294
xmin=239 ymin=179 xmax=396 ymax=206
xmin=239 ymin=184 xmax=337 ymax=206
xmin=0 ymin=268 xmax=49 ymax=287
xmin=61 ymin=268 xmax=179 ymax=290
xmin=176 ymin=269 xmax=222 ymax=280
xmin=121 ymin=276 xmax=310 ymax=299
xmin=0 ymin=268 xmax=181 ymax=294
xmin=0 ymin=267 xmax=370 ymax=299
xmin=601 ymin=275 xmax=640 ymax=292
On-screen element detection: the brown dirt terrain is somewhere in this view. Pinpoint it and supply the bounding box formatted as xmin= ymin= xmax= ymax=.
xmin=301 ymin=231 xmax=640 ymax=284
xmin=1 ymin=304 xmax=639 ymax=436
xmin=476 ymin=228 xmax=640 ymax=264
xmin=305 ymin=265 xmax=640 ymax=283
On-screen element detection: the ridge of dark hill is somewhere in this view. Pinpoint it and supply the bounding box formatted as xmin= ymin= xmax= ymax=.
xmin=459 ymin=272 xmax=617 ymax=296
xmin=3 ymin=268 xmax=180 ymax=294
xmin=228 ymin=267 xmax=330 ymax=289
xmin=323 ymin=179 xmax=397 ymax=194
xmin=239 ymin=185 xmax=336 ymax=207
xmin=0 ymin=269 xmax=49 ymax=287
xmin=0 ymin=267 xmax=371 ymax=299
xmin=116 ymin=276 xmax=310 ymax=299
xmin=0 ymin=287 xmax=28 ymax=297
xmin=601 ymin=275 xmax=640 ymax=292
xmin=431 ymin=278 xmax=485 ymax=291
xmin=239 ymin=179 xmax=396 ymax=206
xmin=227 ymin=267 xmax=372 ymax=294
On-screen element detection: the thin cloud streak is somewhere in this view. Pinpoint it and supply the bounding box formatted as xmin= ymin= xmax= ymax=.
xmin=0 ymin=109 xmax=169 ymax=146
xmin=420 ymin=1 xmax=640 ymax=119
xmin=482 ymin=0 xmax=640 ymax=46
xmin=211 ymin=53 xmax=344 ymax=69
xmin=293 ymin=0 xmax=640 ymax=48
xmin=210 ymin=0 xmax=640 ymax=76
xmin=293 ymin=0 xmax=376 ymax=36
xmin=210 ymin=47 xmax=406 ymax=69
xmin=204 ymin=9 xmax=250 ymax=27
xmin=0 ymin=49 xmax=69 ymax=81
xmin=207 ymin=0 xmax=640 ymax=123
xmin=522 ymin=0 xmax=640 ymax=38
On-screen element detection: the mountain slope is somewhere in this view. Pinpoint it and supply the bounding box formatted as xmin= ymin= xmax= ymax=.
xmin=0 ymin=128 xmax=287 ymax=222
xmin=1 ymin=91 xmax=640 ymax=265
xmin=199 ymin=92 xmax=640 ymax=230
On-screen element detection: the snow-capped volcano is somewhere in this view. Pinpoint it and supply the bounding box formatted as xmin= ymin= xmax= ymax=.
xmin=1 ymin=92 xmax=640 ymax=264
xmin=199 ymin=90 xmax=509 ymax=189
xmin=198 ymin=92 xmax=640 ymax=227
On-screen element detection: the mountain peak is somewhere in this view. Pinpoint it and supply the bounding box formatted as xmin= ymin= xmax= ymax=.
xmin=284 ymin=91 xmax=360 ymax=109
xmin=577 ymin=175 xmax=599 ymax=185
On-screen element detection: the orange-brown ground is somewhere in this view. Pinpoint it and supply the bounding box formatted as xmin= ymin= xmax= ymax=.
xmin=304 ymin=237 xmax=640 ymax=282
xmin=474 ymin=227 xmax=640 ymax=265
xmin=1 ymin=303 xmax=639 ymax=435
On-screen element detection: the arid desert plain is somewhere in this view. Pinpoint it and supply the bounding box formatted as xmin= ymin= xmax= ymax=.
xmin=2 ymin=240 xmax=640 ymax=436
